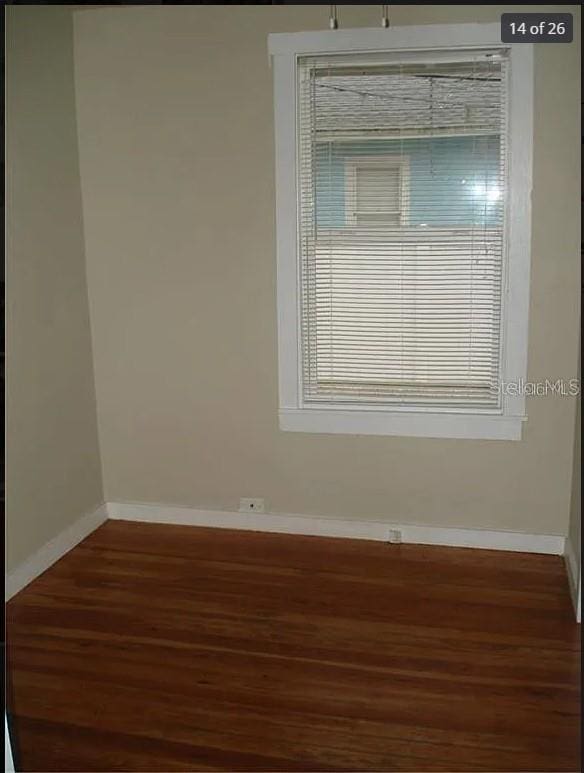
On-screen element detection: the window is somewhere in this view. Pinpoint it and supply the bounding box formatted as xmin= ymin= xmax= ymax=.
xmin=269 ymin=25 xmax=533 ymax=440
xmin=345 ymin=156 xmax=409 ymax=226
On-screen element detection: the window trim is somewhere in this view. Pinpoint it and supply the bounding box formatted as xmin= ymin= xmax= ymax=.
xmin=268 ymin=24 xmax=533 ymax=441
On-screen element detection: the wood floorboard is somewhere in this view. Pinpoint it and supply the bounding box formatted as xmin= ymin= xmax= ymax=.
xmin=6 ymin=520 xmax=581 ymax=772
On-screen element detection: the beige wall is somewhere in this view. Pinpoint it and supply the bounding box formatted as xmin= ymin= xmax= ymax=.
xmin=567 ymin=347 xmax=580 ymax=615
xmin=73 ymin=5 xmax=580 ymax=535
xmin=568 ymin=383 xmax=580 ymax=561
xmin=6 ymin=6 xmax=103 ymax=572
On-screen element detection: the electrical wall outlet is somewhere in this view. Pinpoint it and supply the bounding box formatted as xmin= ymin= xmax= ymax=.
xmin=239 ymin=498 xmax=265 ymax=514
xmin=387 ymin=529 xmax=402 ymax=544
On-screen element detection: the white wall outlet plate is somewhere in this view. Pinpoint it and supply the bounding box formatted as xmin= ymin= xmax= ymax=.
xmin=239 ymin=498 xmax=265 ymax=514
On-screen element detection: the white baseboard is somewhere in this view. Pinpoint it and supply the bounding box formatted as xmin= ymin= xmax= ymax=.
xmin=107 ymin=501 xmax=565 ymax=556
xmin=5 ymin=501 xmax=569 ymax=603
xmin=564 ymin=536 xmax=581 ymax=623
xmin=5 ymin=503 xmax=109 ymax=601
xmin=5 ymin=715 xmax=15 ymax=773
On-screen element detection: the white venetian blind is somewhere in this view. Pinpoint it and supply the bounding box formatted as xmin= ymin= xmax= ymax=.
xmin=297 ymin=51 xmax=508 ymax=408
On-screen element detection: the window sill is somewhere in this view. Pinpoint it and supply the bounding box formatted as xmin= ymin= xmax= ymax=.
xmin=279 ymin=408 xmax=525 ymax=440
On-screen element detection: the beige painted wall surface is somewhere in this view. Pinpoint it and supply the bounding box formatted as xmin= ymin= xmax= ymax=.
xmin=568 ymin=390 xmax=580 ymax=561
xmin=74 ymin=4 xmax=580 ymax=535
xmin=6 ymin=6 xmax=103 ymax=571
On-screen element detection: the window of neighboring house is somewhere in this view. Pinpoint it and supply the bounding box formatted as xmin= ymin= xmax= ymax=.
xmin=269 ymin=25 xmax=533 ymax=440
xmin=345 ymin=157 xmax=409 ymax=226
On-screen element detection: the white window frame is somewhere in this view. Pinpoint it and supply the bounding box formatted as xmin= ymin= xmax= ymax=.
xmin=268 ymin=24 xmax=533 ymax=441
xmin=344 ymin=155 xmax=410 ymax=227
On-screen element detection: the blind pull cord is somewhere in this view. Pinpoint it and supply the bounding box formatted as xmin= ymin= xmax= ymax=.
xmin=328 ymin=6 xmax=389 ymax=30
xmin=381 ymin=5 xmax=390 ymax=28
xmin=329 ymin=5 xmax=338 ymax=30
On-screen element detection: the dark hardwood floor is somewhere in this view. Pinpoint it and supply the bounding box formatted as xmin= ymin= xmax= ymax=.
xmin=6 ymin=520 xmax=581 ymax=772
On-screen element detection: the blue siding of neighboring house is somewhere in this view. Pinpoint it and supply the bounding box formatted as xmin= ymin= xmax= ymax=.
xmin=315 ymin=135 xmax=502 ymax=228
